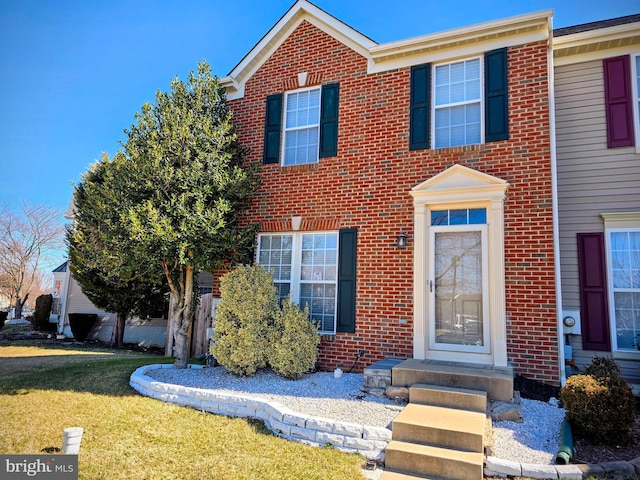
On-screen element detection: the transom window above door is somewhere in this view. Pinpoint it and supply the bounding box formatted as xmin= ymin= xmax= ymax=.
xmin=431 ymin=208 xmax=487 ymax=226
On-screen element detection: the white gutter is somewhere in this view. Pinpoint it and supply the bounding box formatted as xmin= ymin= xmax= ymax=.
xmin=547 ymin=16 xmax=567 ymax=386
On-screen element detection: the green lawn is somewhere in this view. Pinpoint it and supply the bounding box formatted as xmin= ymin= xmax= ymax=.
xmin=0 ymin=341 xmax=366 ymax=479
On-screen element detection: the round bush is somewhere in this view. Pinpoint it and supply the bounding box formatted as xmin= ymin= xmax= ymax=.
xmin=211 ymin=265 xmax=278 ymax=376
xmin=33 ymin=294 xmax=55 ymax=332
xmin=561 ymin=358 xmax=636 ymax=446
xmin=268 ymin=299 xmax=319 ymax=380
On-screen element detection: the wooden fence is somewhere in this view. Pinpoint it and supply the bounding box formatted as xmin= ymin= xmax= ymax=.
xmin=165 ymin=294 xmax=219 ymax=358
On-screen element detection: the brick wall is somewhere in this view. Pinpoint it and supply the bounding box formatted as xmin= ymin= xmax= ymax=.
xmin=228 ymin=21 xmax=558 ymax=385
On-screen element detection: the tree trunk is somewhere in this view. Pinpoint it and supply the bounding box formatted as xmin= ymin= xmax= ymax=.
xmin=14 ymin=299 xmax=23 ymax=319
xmin=173 ymin=309 xmax=190 ymax=368
xmin=168 ymin=259 xmax=195 ymax=369
xmin=111 ymin=312 xmax=126 ymax=348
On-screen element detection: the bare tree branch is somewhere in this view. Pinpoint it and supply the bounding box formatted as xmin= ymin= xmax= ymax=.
xmin=0 ymin=202 xmax=64 ymax=317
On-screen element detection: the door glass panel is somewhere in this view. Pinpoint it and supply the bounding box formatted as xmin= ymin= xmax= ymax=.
xmin=434 ymin=231 xmax=483 ymax=346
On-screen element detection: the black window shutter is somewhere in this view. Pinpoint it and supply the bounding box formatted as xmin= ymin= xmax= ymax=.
xmin=409 ymin=64 xmax=431 ymax=150
xmin=319 ymin=83 xmax=339 ymax=158
xmin=485 ymin=48 xmax=509 ymax=142
xmin=263 ymin=93 xmax=283 ymax=164
xmin=577 ymin=232 xmax=611 ymax=352
xmin=337 ymin=228 xmax=357 ymax=333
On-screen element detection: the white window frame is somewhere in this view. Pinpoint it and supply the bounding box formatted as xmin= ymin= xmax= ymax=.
xmin=605 ymin=230 xmax=640 ymax=354
xmin=257 ymin=231 xmax=339 ymax=334
xmin=282 ymin=86 xmax=321 ymax=166
xmin=432 ymin=56 xmax=484 ymax=149
xmin=602 ymin=213 xmax=640 ymax=356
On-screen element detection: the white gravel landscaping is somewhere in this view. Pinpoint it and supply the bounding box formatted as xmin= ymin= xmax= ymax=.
xmin=146 ymin=365 xmax=565 ymax=465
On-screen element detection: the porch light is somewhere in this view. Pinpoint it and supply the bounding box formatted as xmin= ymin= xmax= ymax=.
xmin=396 ymin=232 xmax=408 ymax=249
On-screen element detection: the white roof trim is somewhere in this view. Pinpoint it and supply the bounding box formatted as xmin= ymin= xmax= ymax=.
xmin=223 ymin=2 xmax=553 ymax=99
xmin=369 ymin=10 xmax=552 ymax=72
xmin=222 ymin=0 xmax=376 ymax=100
xmin=553 ymin=22 xmax=640 ymax=66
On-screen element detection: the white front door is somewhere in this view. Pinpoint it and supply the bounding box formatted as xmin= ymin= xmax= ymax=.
xmin=429 ymin=225 xmax=490 ymax=355
xmin=411 ymin=165 xmax=509 ymax=367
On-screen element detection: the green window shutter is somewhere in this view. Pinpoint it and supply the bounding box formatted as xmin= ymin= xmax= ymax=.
xmin=409 ymin=64 xmax=431 ymax=150
xmin=337 ymin=228 xmax=357 ymax=333
xmin=319 ymin=83 xmax=339 ymax=158
xmin=263 ymin=93 xmax=282 ymax=164
xmin=485 ymin=48 xmax=509 ymax=142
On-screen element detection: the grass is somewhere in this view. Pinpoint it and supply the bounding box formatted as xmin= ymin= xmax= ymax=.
xmin=0 ymin=340 xmax=367 ymax=480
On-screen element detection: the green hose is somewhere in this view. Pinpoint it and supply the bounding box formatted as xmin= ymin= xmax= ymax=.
xmin=555 ymin=418 xmax=574 ymax=465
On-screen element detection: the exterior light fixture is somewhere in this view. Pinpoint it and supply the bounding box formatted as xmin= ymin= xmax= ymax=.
xmin=396 ymin=232 xmax=408 ymax=249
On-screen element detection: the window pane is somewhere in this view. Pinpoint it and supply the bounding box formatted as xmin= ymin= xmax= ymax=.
xmin=258 ymin=234 xmax=293 ymax=284
xmin=469 ymin=209 xmax=487 ymax=224
xmin=449 ymin=209 xmax=467 ymax=225
xmin=433 ymin=58 xmax=482 ymax=148
xmin=431 ymin=210 xmax=449 ymax=226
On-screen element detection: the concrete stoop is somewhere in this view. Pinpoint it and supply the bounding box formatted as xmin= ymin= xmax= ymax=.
xmin=392 ymin=359 xmax=514 ymax=402
xmin=381 ymin=384 xmax=488 ymax=480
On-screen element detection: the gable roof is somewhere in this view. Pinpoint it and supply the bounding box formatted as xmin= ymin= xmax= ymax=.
xmin=221 ymin=0 xmax=376 ymax=99
xmin=221 ymin=0 xmax=552 ymax=99
xmin=53 ymin=261 xmax=68 ymax=273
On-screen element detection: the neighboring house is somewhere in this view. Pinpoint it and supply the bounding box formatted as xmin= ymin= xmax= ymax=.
xmin=51 ymin=258 xmax=169 ymax=347
xmin=56 ymin=197 xmax=216 ymax=349
xmin=554 ymin=15 xmax=640 ymax=383
xmin=50 ymin=261 xmax=69 ymax=327
xmin=223 ymin=1 xmax=560 ymax=384
xmin=54 ymin=201 xmax=170 ymax=347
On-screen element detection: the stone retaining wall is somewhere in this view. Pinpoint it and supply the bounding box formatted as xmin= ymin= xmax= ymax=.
xmin=130 ymin=364 xmax=391 ymax=460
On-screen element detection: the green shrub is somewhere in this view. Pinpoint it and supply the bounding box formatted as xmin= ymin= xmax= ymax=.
xmin=211 ymin=265 xmax=278 ymax=376
xmin=584 ymin=355 xmax=621 ymax=381
xmin=268 ymin=299 xmax=319 ymax=380
xmin=561 ymin=357 xmax=636 ymax=446
xmin=68 ymin=313 xmax=97 ymax=341
xmin=33 ymin=294 xmax=55 ymax=332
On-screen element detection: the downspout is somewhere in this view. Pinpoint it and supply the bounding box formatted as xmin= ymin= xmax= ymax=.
xmin=547 ymin=14 xmax=567 ymax=386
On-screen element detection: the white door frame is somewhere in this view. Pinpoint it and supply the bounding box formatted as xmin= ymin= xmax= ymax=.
xmin=411 ymin=165 xmax=509 ymax=366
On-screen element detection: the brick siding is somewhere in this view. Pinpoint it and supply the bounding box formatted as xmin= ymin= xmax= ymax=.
xmin=227 ymin=21 xmax=558 ymax=385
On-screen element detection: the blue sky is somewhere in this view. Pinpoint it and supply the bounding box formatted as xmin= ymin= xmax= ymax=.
xmin=1 ymin=0 xmax=638 ymax=217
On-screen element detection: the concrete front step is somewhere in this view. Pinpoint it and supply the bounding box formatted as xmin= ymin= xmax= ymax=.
xmin=379 ymin=470 xmax=434 ymax=480
xmin=409 ymin=384 xmax=487 ymax=413
xmin=392 ymin=403 xmax=485 ymax=453
xmin=392 ymin=359 xmax=513 ymax=402
xmin=384 ymin=440 xmax=484 ymax=480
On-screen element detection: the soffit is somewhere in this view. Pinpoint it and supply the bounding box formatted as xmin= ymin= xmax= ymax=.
xmin=368 ymin=10 xmax=552 ymax=73
xmin=553 ymin=22 xmax=640 ymax=66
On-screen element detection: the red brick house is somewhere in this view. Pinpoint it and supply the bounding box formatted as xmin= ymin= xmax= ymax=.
xmin=223 ymin=1 xmax=559 ymax=385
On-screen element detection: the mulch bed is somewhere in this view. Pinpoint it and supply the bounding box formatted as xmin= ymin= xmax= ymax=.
xmin=572 ymin=409 xmax=640 ymax=464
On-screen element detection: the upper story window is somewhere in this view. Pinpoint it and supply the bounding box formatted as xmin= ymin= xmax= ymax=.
xmin=284 ymin=88 xmax=320 ymax=166
xmin=434 ymin=58 xmax=482 ymax=148
xmin=410 ymin=48 xmax=508 ymax=151
xmin=263 ymin=83 xmax=339 ymax=166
